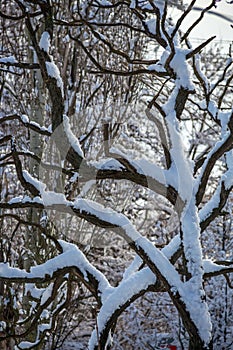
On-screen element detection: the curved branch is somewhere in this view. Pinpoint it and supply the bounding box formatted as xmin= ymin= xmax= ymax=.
xmin=196 ymin=114 xmax=233 ymax=205
xmin=0 ymin=114 xmax=51 ymax=136
xmin=0 ymin=61 xmax=40 ymax=70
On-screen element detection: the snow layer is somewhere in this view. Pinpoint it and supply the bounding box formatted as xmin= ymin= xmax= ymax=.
xmin=63 ymin=115 xmax=84 ymax=158
xmin=39 ymin=31 xmax=51 ymax=53
xmin=0 ymin=55 xmax=17 ymax=63
xmin=0 ymin=240 xmax=112 ymax=300
xmin=199 ymin=185 xmax=221 ymax=222
xmin=200 ymin=150 xmax=233 ymax=222
xmin=170 ymin=48 xmax=195 ymax=90
xmin=46 ymin=61 xmax=64 ymax=96
xmin=23 ymin=170 xmax=46 ymax=192
xmin=88 ymin=268 xmax=156 ymax=349
xmin=161 ymin=59 xmax=212 ymax=344
xmin=21 ymin=114 xmax=29 ymax=123
xmin=225 ymin=151 xmax=233 ymax=189
xmin=92 ymin=158 xmax=124 ymax=171
xmin=89 ymin=235 xmax=182 ymax=350
xmin=203 ymin=260 xmax=228 ymax=274
xmin=146 ymin=19 xmax=156 ymax=35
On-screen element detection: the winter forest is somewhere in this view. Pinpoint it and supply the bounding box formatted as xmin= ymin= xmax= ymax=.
xmin=0 ymin=0 xmax=233 ymax=349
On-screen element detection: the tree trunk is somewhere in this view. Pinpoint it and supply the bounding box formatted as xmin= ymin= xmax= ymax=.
xmin=189 ymin=336 xmax=213 ymax=350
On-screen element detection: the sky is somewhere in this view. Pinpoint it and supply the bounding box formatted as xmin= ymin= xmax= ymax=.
xmin=171 ymin=0 xmax=233 ymax=49
xmin=192 ymin=0 xmax=232 ymax=40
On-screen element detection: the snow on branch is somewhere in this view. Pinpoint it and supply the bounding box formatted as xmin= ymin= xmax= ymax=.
xmin=156 ymin=47 xmax=212 ymax=343
xmin=196 ymin=112 xmax=233 ymax=205
xmin=199 ymin=151 xmax=233 ymax=223
xmin=46 ymin=61 xmax=64 ymax=97
xmin=0 ymin=55 xmax=17 ymax=63
xmin=88 ymin=267 xmax=157 ymax=350
xmin=63 ymin=115 xmax=84 ymax=158
xmin=0 ymin=240 xmax=112 ymax=302
xmin=108 ymin=146 xmax=181 ymax=199
xmin=0 ymin=114 xmax=51 ymax=136
xmin=39 ymin=31 xmax=51 ymax=53
xmin=203 ymin=260 xmax=233 ymax=276
xmin=89 ymin=235 xmax=181 ymax=349
xmin=2 ymin=178 xmax=210 ymax=344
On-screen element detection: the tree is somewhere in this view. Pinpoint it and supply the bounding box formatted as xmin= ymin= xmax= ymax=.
xmin=0 ymin=0 xmax=233 ymax=349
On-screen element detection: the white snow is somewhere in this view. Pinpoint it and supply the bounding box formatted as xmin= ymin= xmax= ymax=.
xmin=46 ymin=61 xmax=64 ymax=96
xmin=30 ymin=120 xmax=51 ymax=133
xmin=199 ymin=185 xmax=221 ymax=222
xmin=160 ymin=71 xmax=212 ymax=344
xmin=0 ymin=55 xmax=17 ymax=63
xmin=224 ymin=151 xmax=233 ymax=189
xmin=170 ymin=48 xmax=195 ymax=91
xmin=79 ymin=180 xmax=96 ymax=197
xmin=92 ymin=158 xmax=124 ymax=171
xmin=134 ymin=158 xmax=167 ymax=185
xmin=109 ymin=147 xmax=169 ymax=188
xmin=161 ymin=234 xmax=181 ymax=259
xmin=22 ymin=170 xmax=46 ymax=192
xmin=129 ymin=0 xmax=136 ymax=8
xmin=21 ymin=114 xmax=29 ymax=123
xmin=122 ymin=255 xmax=142 ymax=281
xmin=219 ymin=111 xmax=231 ymax=134
xmin=89 ymin=235 xmax=182 ymax=349
xmin=25 ymin=284 xmax=45 ymax=299
xmin=88 ymin=268 xmax=156 ymax=349
xmin=41 ymin=283 xmax=54 ymax=304
xmin=207 ymin=100 xmax=218 ymax=118
xmin=203 ymin=260 xmax=233 ymax=274
xmin=181 ymin=199 xmax=203 ymax=278
xmin=69 ymin=172 xmax=79 ymax=182
xmin=8 ymin=195 xmax=42 ymax=205
xmin=0 ymin=240 xmax=112 ymax=300
xmin=0 ymin=263 xmax=28 ymax=278
xmin=16 ymin=341 xmax=41 ymax=349
xmin=22 ymin=173 xmax=69 ymax=207
xmin=39 ymin=31 xmax=51 ymax=53
xmin=164 ymin=110 xmax=194 ymax=201
xmin=146 ymin=19 xmax=156 ymax=35
xmin=99 ymin=0 xmax=112 ymax=5
xmin=41 ymin=191 xmax=68 ymax=206
xmin=148 ymin=63 xmax=166 ymax=73
xmin=8 ymin=196 xmax=24 ymax=204
xmin=63 ymin=115 xmax=84 ymax=158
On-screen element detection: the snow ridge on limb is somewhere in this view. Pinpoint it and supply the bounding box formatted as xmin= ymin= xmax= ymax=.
xmin=158 ymin=37 xmax=212 ymax=344
xmin=195 ymin=112 xmax=233 ymax=206
xmin=199 ymin=150 xmax=233 ymax=223
xmin=0 ymin=114 xmax=51 ymax=135
xmin=199 ymin=149 xmax=233 ymax=232
xmin=2 ymin=169 xmax=182 ymax=297
xmin=88 ymin=267 xmax=156 ymax=350
xmin=2 ymin=166 xmax=209 ymax=348
xmin=89 ymin=235 xmax=181 ymax=350
xmin=0 ymin=240 xmax=112 ymax=302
